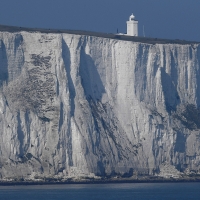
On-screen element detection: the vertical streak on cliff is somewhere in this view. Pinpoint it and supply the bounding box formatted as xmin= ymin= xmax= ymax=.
xmin=61 ymin=37 xmax=73 ymax=167
xmin=195 ymin=45 xmax=200 ymax=107
xmin=17 ymin=112 xmax=24 ymax=157
xmin=0 ymin=40 xmax=8 ymax=86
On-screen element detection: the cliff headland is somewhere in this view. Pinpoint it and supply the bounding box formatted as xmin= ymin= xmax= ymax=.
xmin=0 ymin=24 xmax=200 ymax=183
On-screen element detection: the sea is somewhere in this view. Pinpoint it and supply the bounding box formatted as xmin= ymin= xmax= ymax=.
xmin=0 ymin=182 xmax=199 ymax=200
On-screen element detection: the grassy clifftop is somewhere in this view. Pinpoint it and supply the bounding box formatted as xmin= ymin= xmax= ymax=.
xmin=0 ymin=24 xmax=199 ymax=45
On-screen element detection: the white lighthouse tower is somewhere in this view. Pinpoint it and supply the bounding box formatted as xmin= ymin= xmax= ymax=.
xmin=126 ymin=14 xmax=138 ymax=36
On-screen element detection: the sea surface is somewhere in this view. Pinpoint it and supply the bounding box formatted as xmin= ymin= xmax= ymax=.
xmin=0 ymin=182 xmax=199 ymax=200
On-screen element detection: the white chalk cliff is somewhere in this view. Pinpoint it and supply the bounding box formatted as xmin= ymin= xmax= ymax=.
xmin=0 ymin=29 xmax=200 ymax=180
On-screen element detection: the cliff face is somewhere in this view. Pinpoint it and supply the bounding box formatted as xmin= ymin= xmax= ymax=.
xmin=0 ymin=30 xmax=200 ymax=180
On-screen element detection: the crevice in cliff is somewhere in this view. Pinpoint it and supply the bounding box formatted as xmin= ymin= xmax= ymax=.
xmin=170 ymin=49 xmax=178 ymax=87
xmin=0 ymin=40 xmax=8 ymax=86
xmin=58 ymin=102 xmax=64 ymax=132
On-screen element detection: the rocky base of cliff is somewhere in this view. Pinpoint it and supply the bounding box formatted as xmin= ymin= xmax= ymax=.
xmin=0 ymin=175 xmax=200 ymax=186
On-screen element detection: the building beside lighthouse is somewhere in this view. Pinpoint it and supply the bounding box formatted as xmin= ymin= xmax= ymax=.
xmin=126 ymin=14 xmax=138 ymax=36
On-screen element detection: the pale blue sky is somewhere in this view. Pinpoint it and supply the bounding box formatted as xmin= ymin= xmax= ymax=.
xmin=0 ymin=0 xmax=199 ymax=41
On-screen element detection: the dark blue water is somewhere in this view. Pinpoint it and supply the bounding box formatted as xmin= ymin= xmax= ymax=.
xmin=0 ymin=182 xmax=199 ymax=200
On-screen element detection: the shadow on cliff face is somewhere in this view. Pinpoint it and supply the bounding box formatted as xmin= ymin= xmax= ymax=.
xmin=174 ymin=132 xmax=186 ymax=153
xmin=79 ymin=46 xmax=105 ymax=100
xmin=174 ymin=104 xmax=200 ymax=130
xmin=62 ymin=39 xmax=75 ymax=117
xmin=160 ymin=67 xmax=180 ymax=113
xmin=173 ymin=131 xmax=186 ymax=172
xmin=161 ymin=46 xmax=200 ymax=129
xmin=0 ymin=40 xmax=8 ymax=86
xmin=14 ymin=34 xmax=23 ymax=54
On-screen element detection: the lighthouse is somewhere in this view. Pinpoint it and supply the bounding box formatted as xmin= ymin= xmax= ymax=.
xmin=126 ymin=14 xmax=138 ymax=36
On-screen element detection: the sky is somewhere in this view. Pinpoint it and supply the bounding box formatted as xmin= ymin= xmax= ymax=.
xmin=0 ymin=0 xmax=200 ymax=41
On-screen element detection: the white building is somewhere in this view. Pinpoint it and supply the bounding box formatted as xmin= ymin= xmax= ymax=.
xmin=126 ymin=14 xmax=138 ymax=36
